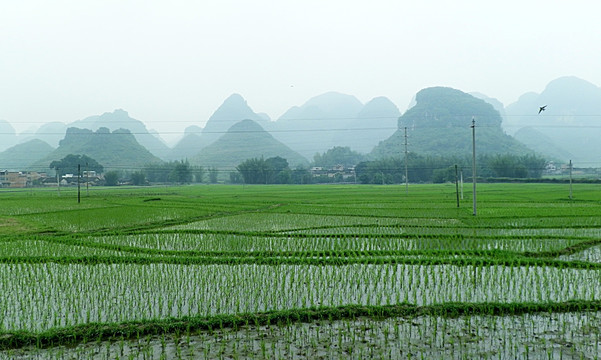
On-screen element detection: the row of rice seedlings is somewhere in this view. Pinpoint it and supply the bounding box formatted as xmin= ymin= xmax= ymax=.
xmin=256 ymin=214 xmax=601 ymax=238
xmin=0 ymin=198 xmax=110 ymax=217
xmin=3 ymin=310 xmax=599 ymax=359
xmin=481 ymin=215 xmax=601 ymax=229
xmin=82 ymin=231 xmax=587 ymax=254
xmin=279 ymin=196 xmax=601 ymax=220
xmin=559 ymin=244 xmax=601 ymax=263
xmin=281 ymin=200 xmax=467 ymax=212
xmin=496 ymin=227 xmax=601 ymax=238
xmin=166 ymin=213 xmax=406 ymax=232
xmin=281 ymin=207 xmax=468 ymax=220
xmin=281 ymin=223 xmax=601 ymax=240
xmin=1 ymin=262 xmax=600 ymax=332
xmin=477 ymin=201 xmax=601 ymax=213
xmin=18 ymin=205 xmax=210 ymax=232
xmin=0 ymin=240 xmax=135 ymax=258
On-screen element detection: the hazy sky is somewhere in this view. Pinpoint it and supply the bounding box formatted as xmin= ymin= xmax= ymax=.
xmin=2 ymin=0 xmax=599 ymax=140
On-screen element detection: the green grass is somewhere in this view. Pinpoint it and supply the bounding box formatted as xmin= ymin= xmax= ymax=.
xmin=1 ymin=183 xmax=601 ymax=356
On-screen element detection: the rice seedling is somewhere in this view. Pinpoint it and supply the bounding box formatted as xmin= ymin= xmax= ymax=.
xmin=1 ymin=183 xmax=601 ymax=358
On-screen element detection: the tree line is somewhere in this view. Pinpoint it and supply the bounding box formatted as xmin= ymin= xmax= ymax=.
xmin=102 ymin=161 xmax=218 ymax=186
xmin=147 ymin=153 xmax=548 ymax=185
xmin=355 ymin=153 xmax=547 ymax=184
xmin=49 ymin=150 xmax=548 ymax=186
xmin=233 ymin=156 xmax=313 ymax=185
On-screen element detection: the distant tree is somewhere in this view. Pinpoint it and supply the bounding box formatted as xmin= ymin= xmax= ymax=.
xmin=229 ymin=171 xmax=243 ymax=184
xmin=313 ymin=146 xmax=365 ymax=168
xmin=104 ymin=171 xmax=119 ymax=186
xmin=265 ymin=156 xmax=289 ymax=184
xmin=131 ymin=171 xmax=146 ymax=186
xmin=237 ymin=157 xmax=268 ymax=184
xmin=488 ymin=155 xmax=516 ymax=178
xmin=356 ymin=153 xmax=547 ymax=183
xmin=333 ymin=172 xmax=344 ymax=183
xmin=276 ymin=169 xmax=292 ymax=184
xmin=432 ymin=166 xmax=457 ymax=183
xmin=169 ymin=160 xmax=192 ymax=184
xmin=291 ymin=166 xmax=312 ymax=184
xmin=355 ymin=158 xmax=403 ymax=184
xmin=486 ymin=154 xmax=545 ymax=178
xmin=208 ymin=167 xmax=219 ymax=184
xmin=236 ymin=156 xmax=292 ymax=184
xmin=192 ymin=165 xmax=205 ymax=183
xmin=50 ymin=154 xmax=103 ymax=175
xmin=143 ymin=163 xmax=170 ymax=183
xmin=520 ymin=154 xmax=547 ymax=178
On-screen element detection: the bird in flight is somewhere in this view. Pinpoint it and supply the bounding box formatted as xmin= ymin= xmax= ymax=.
xmin=538 ymin=105 xmax=547 ymax=114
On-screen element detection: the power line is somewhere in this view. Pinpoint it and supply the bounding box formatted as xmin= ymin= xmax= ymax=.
xmin=3 ymin=113 xmax=601 ymax=127
xmin=5 ymin=121 xmax=601 ymax=138
xmin=0 ymin=127 xmax=401 ymax=136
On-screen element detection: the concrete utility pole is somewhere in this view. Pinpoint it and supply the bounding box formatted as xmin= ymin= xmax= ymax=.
xmin=404 ymin=127 xmax=409 ymax=195
xmin=77 ymin=164 xmax=81 ymax=204
xmin=460 ymin=170 xmax=464 ymax=200
xmin=86 ymin=162 xmax=89 ymax=197
xmin=57 ymin=167 xmax=60 ymax=196
xmin=455 ymin=165 xmax=460 ymax=208
xmin=471 ymin=117 xmax=477 ymax=216
xmin=569 ymin=160 xmax=573 ymax=200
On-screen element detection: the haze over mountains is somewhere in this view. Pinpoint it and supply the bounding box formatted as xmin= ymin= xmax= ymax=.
xmin=168 ymin=94 xmax=270 ymax=161
xmin=266 ymin=92 xmax=400 ymax=158
xmin=29 ymin=127 xmax=162 ymax=172
xmin=189 ymin=119 xmax=308 ymax=169
xmin=1 ymin=75 xmax=601 ymax=172
xmin=504 ymin=76 xmax=601 ymax=166
xmin=372 ymin=87 xmax=532 ymax=159
xmin=0 ymin=120 xmax=17 ymax=152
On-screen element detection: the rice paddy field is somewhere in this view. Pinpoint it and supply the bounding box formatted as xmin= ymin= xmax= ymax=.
xmin=1 ymin=183 xmax=601 ymax=359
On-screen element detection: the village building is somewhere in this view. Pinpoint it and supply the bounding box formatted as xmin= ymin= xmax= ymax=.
xmin=0 ymin=171 xmax=49 ymax=188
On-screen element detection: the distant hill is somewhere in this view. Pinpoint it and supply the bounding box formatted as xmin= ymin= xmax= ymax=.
xmin=470 ymin=92 xmax=507 ymax=120
xmin=505 ymin=76 xmax=601 ymax=166
xmin=34 ymin=122 xmax=68 ymax=147
xmin=190 ymin=119 xmax=308 ymax=170
xmin=269 ymin=92 xmax=364 ymax=158
xmin=32 ymin=127 xmax=162 ymax=171
xmin=167 ymin=125 xmax=204 ymax=160
xmin=334 ymin=97 xmax=401 ymax=153
xmin=513 ymin=127 xmax=572 ymax=162
xmin=0 ymin=120 xmax=17 ymax=152
xmin=199 ymin=94 xmax=270 ymax=149
xmin=0 ymin=139 xmax=54 ymax=171
xmin=371 ymin=87 xmax=534 ymax=159
xmin=70 ymin=109 xmax=170 ymax=160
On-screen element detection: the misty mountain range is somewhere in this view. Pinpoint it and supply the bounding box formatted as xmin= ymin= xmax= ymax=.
xmin=1 ymin=75 xmax=600 ymax=172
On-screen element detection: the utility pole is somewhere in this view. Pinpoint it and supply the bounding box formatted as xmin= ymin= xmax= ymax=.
xmin=86 ymin=162 xmax=89 ymax=197
xmin=56 ymin=167 xmax=60 ymax=196
xmin=460 ymin=170 xmax=464 ymax=200
xmin=471 ymin=117 xmax=477 ymax=216
xmin=404 ymin=127 xmax=409 ymax=195
xmin=77 ymin=164 xmax=81 ymax=204
xmin=569 ymin=160 xmax=573 ymax=200
xmin=455 ymin=165 xmax=460 ymax=207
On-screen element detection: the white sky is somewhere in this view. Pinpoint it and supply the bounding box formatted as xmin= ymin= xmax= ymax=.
xmin=1 ymin=0 xmax=599 ymax=141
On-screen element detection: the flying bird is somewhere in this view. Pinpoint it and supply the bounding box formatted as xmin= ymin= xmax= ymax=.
xmin=538 ymin=105 xmax=547 ymax=114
